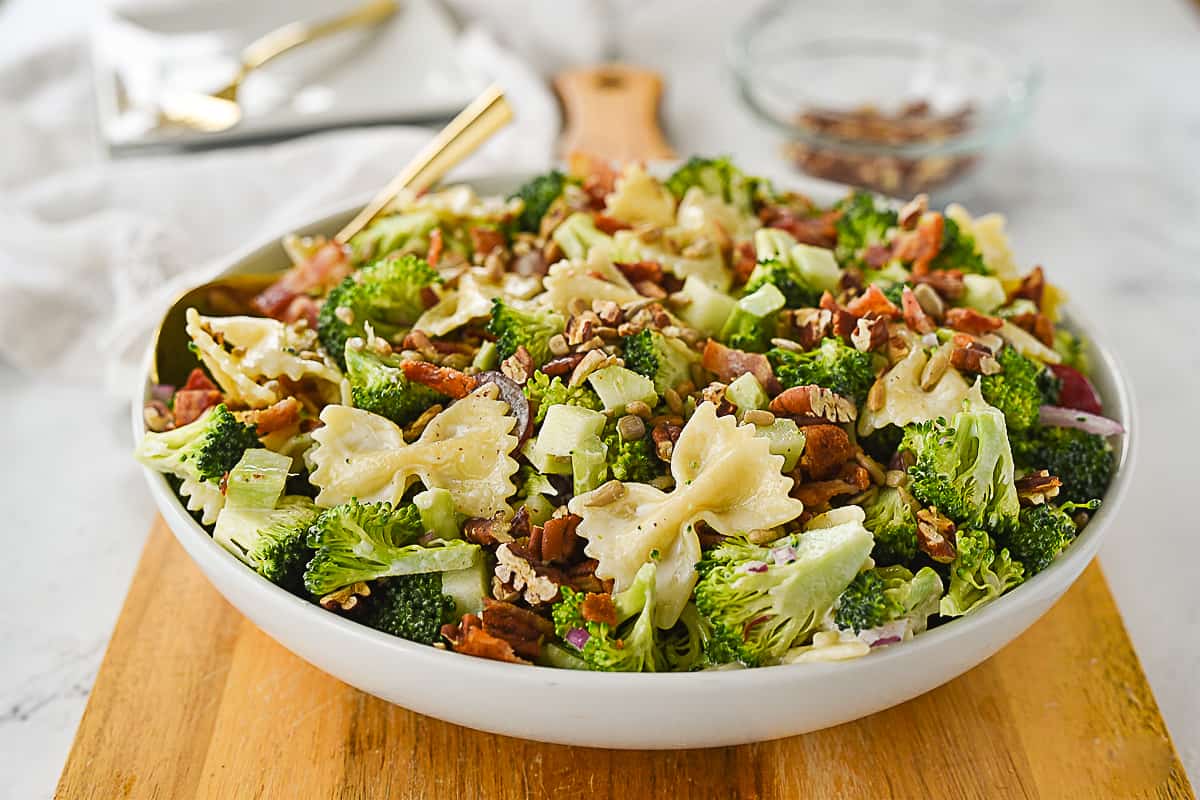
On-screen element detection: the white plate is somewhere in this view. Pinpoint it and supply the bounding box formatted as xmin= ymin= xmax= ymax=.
xmin=94 ymin=0 xmax=485 ymax=153
xmin=133 ymin=173 xmax=1136 ymax=749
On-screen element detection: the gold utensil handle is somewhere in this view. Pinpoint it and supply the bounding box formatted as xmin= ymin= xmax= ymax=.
xmin=239 ymin=0 xmax=400 ymax=75
xmin=335 ymin=84 xmax=514 ymax=243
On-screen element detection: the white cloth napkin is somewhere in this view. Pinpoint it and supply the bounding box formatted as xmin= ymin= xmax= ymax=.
xmin=0 ymin=25 xmax=559 ymax=392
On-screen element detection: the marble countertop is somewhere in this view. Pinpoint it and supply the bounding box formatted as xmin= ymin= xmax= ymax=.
xmin=1 ymin=0 xmax=1198 ymax=797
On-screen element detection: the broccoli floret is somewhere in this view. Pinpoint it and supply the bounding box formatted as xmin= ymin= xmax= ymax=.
xmin=929 ymin=217 xmax=989 ymax=275
xmin=658 ymin=603 xmax=709 ymax=672
xmin=349 ymin=210 xmax=440 ymax=262
xmin=861 ymin=486 xmax=919 ymax=565
xmin=767 ymin=337 xmax=876 ymax=404
xmin=859 ymin=423 xmax=905 ymax=463
xmin=214 ymin=496 xmax=320 ymax=592
xmin=1001 ymin=500 xmax=1100 ymax=575
xmin=719 ymin=282 xmax=786 ymax=353
xmin=939 ymin=529 xmax=1024 ymax=617
xmin=663 ymin=156 xmax=765 ymax=214
xmin=694 ymin=525 xmax=874 ymax=667
xmin=1011 ymin=426 xmax=1114 ymax=504
xmin=304 ymin=500 xmax=481 ymax=595
xmin=488 ymin=298 xmax=565 ymax=366
xmin=135 ymin=403 xmax=260 ymax=484
xmin=523 ymin=370 xmax=603 ymax=424
xmin=834 ymin=191 xmax=898 ymax=267
xmin=318 ymin=254 xmax=442 ymax=367
xmin=621 ymin=329 xmax=698 ymax=394
xmin=1037 ymin=364 xmax=1063 ymax=405
xmin=742 ymin=258 xmax=822 ymax=309
xmin=601 ymin=418 xmax=663 ymax=484
xmin=552 ymin=562 xmax=661 ymax=672
xmin=833 ymin=569 xmax=902 ymax=632
xmin=552 ymin=212 xmax=614 ymax=261
xmin=1053 ymin=329 xmax=1091 ymax=374
xmin=981 ymin=347 xmax=1044 ymax=432
xmin=345 ymin=343 xmax=444 ymax=426
xmin=880 ymin=281 xmax=911 ymax=307
xmin=901 ymin=406 xmax=1021 ymax=532
xmin=363 ymin=573 xmax=456 ymax=645
xmin=508 ymin=170 xmax=569 ymax=233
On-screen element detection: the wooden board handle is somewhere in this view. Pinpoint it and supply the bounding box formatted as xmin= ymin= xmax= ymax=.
xmin=554 ymin=65 xmax=675 ymax=163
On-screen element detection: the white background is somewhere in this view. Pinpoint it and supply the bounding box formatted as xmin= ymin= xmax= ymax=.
xmin=0 ymin=0 xmax=1197 ymax=797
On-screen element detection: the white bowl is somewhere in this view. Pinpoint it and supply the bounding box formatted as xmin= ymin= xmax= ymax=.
xmin=134 ymin=174 xmax=1135 ymax=749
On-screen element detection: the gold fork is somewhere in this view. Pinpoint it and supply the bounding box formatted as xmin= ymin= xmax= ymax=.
xmin=151 ymin=84 xmax=512 ymax=385
xmin=159 ymin=0 xmax=400 ymax=133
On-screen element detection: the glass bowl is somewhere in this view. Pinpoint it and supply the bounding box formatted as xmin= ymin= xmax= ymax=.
xmin=730 ymin=0 xmax=1040 ymax=198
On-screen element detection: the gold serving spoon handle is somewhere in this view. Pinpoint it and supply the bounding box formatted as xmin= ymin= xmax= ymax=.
xmin=151 ymin=84 xmax=512 ymax=385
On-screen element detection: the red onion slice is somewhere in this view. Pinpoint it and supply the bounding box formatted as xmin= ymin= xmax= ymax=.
xmin=1038 ymin=405 xmax=1125 ymax=437
xmin=739 ymin=560 xmax=769 ymax=574
xmin=565 ymin=627 xmax=590 ymax=650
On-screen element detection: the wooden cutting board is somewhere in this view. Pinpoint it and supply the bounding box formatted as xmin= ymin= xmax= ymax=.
xmin=59 ymin=68 xmax=1192 ymax=799
xmin=56 ymin=521 xmax=1191 ymax=799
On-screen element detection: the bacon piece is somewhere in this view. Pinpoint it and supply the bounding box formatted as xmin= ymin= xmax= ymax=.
xmin=944 ymin=307 xmax=1004 ymax=335
xmin=913 ymin=269 xmax=966 ymax=300
xmin=863 ymin=243 xmax=894 ymax=269
xmin=1010 ymin=312 xmax=1055 ymax=348
xmin=480 ymin=599 xmax=555 ymax=660
xmin=242 ymin=397 xmax=301 ymax=435
xmin=1013 ymin=265 xmax=1045 ymax=308
xmin=441 ymin=614 xmax=526 ymax=664
xmin=846 ymin=284 xmax=900 ymax=319
xmin=769 ymin=385 xmax=857 ymax=424
xmin=280 ymin=295 xmax=320 ymax=327
xmin=568 ymin=152 xmax=618 ymax=207
xmin=463 ymin=514 xmax=515 ymax=546
xmin=581 ymin=593 xmax=618 ymax=627
xmin=182 ymin=368 xmax=218 ymax=393
xmin=901 ymin=286 xmax=936 ymax=334
xmin=893 ymin=212 xmax=944 ymax=276
xmin=732 ymin=240 xmax=758 ymax=285
xmin=252 ymin=242 xmax=352 ymax=320
xmin=798 ymin=424 xmax=853 ymax=481
xmin=399 ymin=361 xmax=478 ymax=399
xmin=700 ymin=340 xmax=780 ymax=394
xmin=592 ymin=213 xmax=632 ymax=235
xmin=651 ymin=420 xmax=683 ymax=462
xmin=426 ymin=227 xmax=444 ymax=267
xmin=759 ymin=207 xmax=840 ymax=249
xmin=173 ymin=389 xmax=222 ymax=427
xmin=469 ymin=226 xmax=506 ymax=258
xmin=614 ymin=260 xmax=664 ymax=285
xmin=541 ymin=352 xmax=587 ymax=377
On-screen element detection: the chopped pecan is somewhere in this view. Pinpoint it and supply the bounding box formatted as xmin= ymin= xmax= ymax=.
xmin=916 ymin=507 xmax=957 ymax=562
xmin=1011 ymin=311 xmax=1055 ymax=348
xmin=500 ymin=345 xmax=535 ymax=385
xmin=900 ymin=286 xmax=936 ymax=334
xmin=850 ymin=316 xmax=890 ymax=353
xmin=950 ymin=344 xmax=1002 ymax=375
xmin=512 ymin=248 xmax=548 ymax=277
xmin=1013 ymin=265 xmax=1045 ymax=308
xmin=400 ymin=360 xmax=478 ymax=398
xmin=732 ymin=240 xmax=757 ymax=285
xmin=651 ymin=420 xmax=683 ymax=462
xmin=469 ymin=226 xmax=506 ymax=260
xmin=798 ymin=424 xmax=853 ymax=481
xmin=769 ymin=385 xmax=857 ymax=423
xmin=846 ymin=284 xmax=900 ymax=319
xmin=759 ymin=207 xmax=840 ymax=249
xmin=1016 ymin=470 xmax=1063 ymax=506
xmin=566 ymin=558 xmax=610 ymax=594
xmin=792 ymin=308 xmax=835 ymax=350
xmin=441 ymin=614 xmax=526 ymax=664
xmin=945 ymin=307 xmax=1004 ymax=335
xmin=633 ymin=279 xmax=668 ymax=299
xmin=819 ymin=291 xmax=860 ymax=340
xmin=464 ymin=513 xmax=515 ymax=546
xmin=539 ymin=513 xmax=582 ymax=563
xmin=481 ymin=599 xmax=555 ymax=660
xmin=792 ymin=463 xmax=871 ymax=508
xmin=893 ymin=211 xmax=944 ymax=275
xmin=898 ymin=193 xmax=929 ymax=229
xmin=581 ymin=593 xmax=618 ymax=627
xmin=319 ymin=582 xmax=370 ymax=612
xmin=593 ymin=299 xmax=623 ymax=326
xmin=172 ymin=388 xmax=223 ymax=427
xmin=912 ymin=269 xmax=966 ymax=300
xmin=565 ymin=311 xmax=599 ymax=346
xmin=495 ymin=543 xmax=560 ymax=606
xmin=614 ymin=260 xmax=664 ymax=285
xmin=242 ymin=397 xmax=301 ymax=435
xmin=700 ymin=339 xmax=781 ymax=394
xmin=541 ymin=352 xmax=587 ymax=377
xmin=839 ymin=267 xmax=866 ymax=294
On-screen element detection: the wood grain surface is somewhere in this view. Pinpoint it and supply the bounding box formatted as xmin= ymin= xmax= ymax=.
xmin=56 ymin=520 xmax=1192 ymax=800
